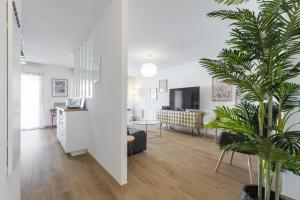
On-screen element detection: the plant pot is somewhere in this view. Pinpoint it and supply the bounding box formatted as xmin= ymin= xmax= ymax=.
xmin=240 ymin=185 xmax=286 ymax=200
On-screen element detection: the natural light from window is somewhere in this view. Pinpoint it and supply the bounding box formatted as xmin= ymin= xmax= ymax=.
xmin=21 ymin=73 xmax=42 ymax=130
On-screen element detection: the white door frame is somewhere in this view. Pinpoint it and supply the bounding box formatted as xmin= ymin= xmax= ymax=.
xmin=0 ymin=0 xmax=21 ymax=176
xmin=7 ymin=0 xmax=21 ymax=175
xmin=0 ymin=0 xmax=9 ymax=175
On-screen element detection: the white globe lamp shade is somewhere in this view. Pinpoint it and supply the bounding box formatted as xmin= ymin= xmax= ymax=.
xmin=141 ymin=63 xmax=158 ymax=78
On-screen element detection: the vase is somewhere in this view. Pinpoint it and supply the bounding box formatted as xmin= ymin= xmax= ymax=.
xmin=240 ymin=185 xmax=286 ymax=200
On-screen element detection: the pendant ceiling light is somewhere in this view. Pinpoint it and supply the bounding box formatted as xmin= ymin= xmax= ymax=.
xmin=20 ymin=50 xmax=27 ymax=65
xmin=141 ymin=55 xmax=157 ymax=78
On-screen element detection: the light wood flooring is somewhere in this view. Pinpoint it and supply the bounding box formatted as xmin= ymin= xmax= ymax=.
xmin=21 ymin=127 xmax=257 ymax=200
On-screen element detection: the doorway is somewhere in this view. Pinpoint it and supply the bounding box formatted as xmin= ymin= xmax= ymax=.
xmin=21 ymin=73 xmax=43 ymax=130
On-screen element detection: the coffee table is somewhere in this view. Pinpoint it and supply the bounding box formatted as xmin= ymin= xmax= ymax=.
xmin=133 ymin=120 xmax=161 ymax=139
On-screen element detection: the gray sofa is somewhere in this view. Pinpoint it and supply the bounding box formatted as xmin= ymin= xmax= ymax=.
xmin=127 ymin=128 xmax=147 ymax=155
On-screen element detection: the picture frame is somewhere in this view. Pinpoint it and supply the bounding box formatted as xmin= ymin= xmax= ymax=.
xmin=150 ymin=88 xmax=157 ymax=100
xmin=212 ymin=78 xmax=232 ymax=102
xmin=159 ymin=79 xmax=168 ymax=93
xmin=92 ymin=56 xmax=101 ymax=83
xmin=52 ymin=79 xmax=68 ymax=97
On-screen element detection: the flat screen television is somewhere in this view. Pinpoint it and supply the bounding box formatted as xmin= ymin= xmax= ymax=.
xmin=169 ymin=87 xmax=200 ymax=110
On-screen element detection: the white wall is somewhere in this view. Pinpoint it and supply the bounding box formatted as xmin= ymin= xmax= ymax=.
xmin=86 ymin=0 xmax=128 ymax=185
xmin=0 ymin=0 xmax=21 ymax=199
xmin=283 ymin=172 xmax=300 ymax=200
xmin=22 ymin=63 xmax=74 ymax=126
xmin=138 ymin=62 xmax=236 ymax=121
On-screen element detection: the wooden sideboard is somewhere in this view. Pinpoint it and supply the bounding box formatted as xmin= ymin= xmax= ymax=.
xmin=158 ymin=110 xmax=205 ymax=135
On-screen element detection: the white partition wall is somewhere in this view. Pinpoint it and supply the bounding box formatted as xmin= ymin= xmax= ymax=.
xmin=73 ymin=0 xmax=128 ymax=185
xmin=0 ymin=0 xmax=21 ymax=199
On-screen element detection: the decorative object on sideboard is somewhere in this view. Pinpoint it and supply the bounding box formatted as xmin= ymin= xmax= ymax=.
xmin=92 ymin=56 xmax=101 ymax=83
xmin=162 ymin=106 xmax=173 ymax=110
xmin=66 ymin=98 xmax=85 ymax=109
xmin=150 ymin=88 xmax=157 ymax=100
xmin=52 ymin=78 xmax=68 ymax=97
xmin=159 ymin=79 xmax=168 ymax=93
xmin=212 ymin=78 xmax=232 ymax=102
xmin=141 ymin=54 xmax=158 ymax=78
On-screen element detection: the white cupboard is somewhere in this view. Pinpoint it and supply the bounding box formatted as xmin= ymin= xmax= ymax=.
xmin=56 ymin=107 xmax=89 ymax=156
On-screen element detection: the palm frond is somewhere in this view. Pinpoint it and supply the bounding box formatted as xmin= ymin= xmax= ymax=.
xmin=209 ymin=9 xmax=276 ymax=58
xmin=199 ymin=59 xmax=246 ymax=85
xmin=223 ymin=138 xmax=288 ymax=162
xmin=221 ymin=141 xmax=258 ymax=154
xmin=271 ymin=131 xmax=300 ymax=155
xmin=274 ymin=82 xmax=300 ymax=112
xmin=282 ymin=109 xmax=300 ymax=130
xmin=208 ymin=9 xmax=254 ymax=21
xmin=214 ymin=0 xmax=249 ymax=5
xmin=282 ymin=61 xmax=300 ymax=81
xmin=282 ymin=154 xmax=300 ymax=176
xmin=218 ymin=49 xmax=256 ymax=71
xmin=258 ymin=0 xmax=289 ymax=18
xmin=275 ymin=42 xmax=300 ymax=64
xmin=205 ymin=105 xmax=257 ymax=137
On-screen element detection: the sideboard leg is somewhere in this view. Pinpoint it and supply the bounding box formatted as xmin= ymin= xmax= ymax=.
xmin=160 ymin=123 xmax=162 ymax=138
xmin=197 ymin=128 xmax=201 ymax=136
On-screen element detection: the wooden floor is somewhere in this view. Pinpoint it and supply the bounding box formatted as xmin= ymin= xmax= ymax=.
xmin=21 ymin=127 xmax=257 ymax=200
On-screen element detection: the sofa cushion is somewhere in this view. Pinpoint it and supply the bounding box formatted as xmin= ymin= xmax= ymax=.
xmin=128 ymin=128 xmax=144 ymax=135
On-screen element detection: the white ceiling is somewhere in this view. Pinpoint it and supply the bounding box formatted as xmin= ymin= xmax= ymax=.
xmin=128 ymin=0 xmax=257 ymax=76
xmin=22 ymin=0 xmax=110 ymax=67
xmin=22 ymin=0 xmax=257 ymax=71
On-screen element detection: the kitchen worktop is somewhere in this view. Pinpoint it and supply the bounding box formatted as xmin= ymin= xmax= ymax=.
xmin=56 ymin=106 xmax=87 ymax=112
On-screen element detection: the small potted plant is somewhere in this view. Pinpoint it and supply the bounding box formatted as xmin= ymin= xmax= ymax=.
xmin=200 ymin=0 xmax=300 ymax=199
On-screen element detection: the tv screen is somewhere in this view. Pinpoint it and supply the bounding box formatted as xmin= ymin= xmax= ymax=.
xmin=169 ymin=87 xmax=200 ymax=110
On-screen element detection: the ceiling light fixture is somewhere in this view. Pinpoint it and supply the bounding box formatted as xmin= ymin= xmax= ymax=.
xmin=20 ymin=50 xmax=27 ymax=65
xmin=141 ymin=54 xmax=157 ymax=78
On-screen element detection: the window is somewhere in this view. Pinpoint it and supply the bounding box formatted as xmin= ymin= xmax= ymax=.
xmin=21 ymin=73 xmax=43 ymax=130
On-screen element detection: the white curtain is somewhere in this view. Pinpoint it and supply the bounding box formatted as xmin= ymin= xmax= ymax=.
xmin=21 ymin=73 xmax=43 ymax=130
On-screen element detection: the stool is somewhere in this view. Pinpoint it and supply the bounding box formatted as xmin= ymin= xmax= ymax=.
xmin=127 ymin=135 xmax=135 ymax=160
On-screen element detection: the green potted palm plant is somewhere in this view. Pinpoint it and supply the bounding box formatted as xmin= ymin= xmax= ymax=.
xmin=200 ymin=0 xmax=300 ymax=199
